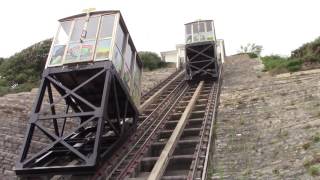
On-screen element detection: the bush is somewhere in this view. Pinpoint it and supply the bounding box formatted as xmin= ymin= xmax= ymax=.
xmin=291 ymin=36 xmax=320 ymax=63
xmin=239 ymin=43 xmax=263 ymax=58
xmin=286 ymin=59 xmax=302 ymax=72
xmin=308 ymin=164 xmax=320 ymax=176
xmin=0 ymin=82 xmax=38 ymax=97
xmin=261 ymin=55 xmax=302 ymax=74
xmin=261 ymin=55 xmax=288 ymax=71
xmin=0 ymin=86 xmax=10 ymax=97
xmin=262 ymin=36 xmax=320 ymax=74
xmin=248 ymin=52 xmax=258 ymax=58
xmin=138 ymin=51 xmax=166 ymax=70
xmin=0 ymin=39 xmax=51 ymax=96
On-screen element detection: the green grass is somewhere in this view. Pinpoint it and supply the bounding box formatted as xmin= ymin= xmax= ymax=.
xmin=0 ymin=81 xmax=38 ymax=97
xmin=262 ymin=36 xmax=320 ymax=74
xmin=261 ymin=55 xmax=303 ymax=74
xmin=308 ymin=164 xmax=320 ymax=176
xmin=247 ymin=52 xmax=258 ymax=58
xmin=313 ymin=133 xmax=320 ymax=143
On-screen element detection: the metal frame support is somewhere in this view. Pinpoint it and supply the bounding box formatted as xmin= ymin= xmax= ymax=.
xmin=185 ymin=41 xmax=219 ymax=80
xmin=15 ymin=61 xmax=138 ymax=176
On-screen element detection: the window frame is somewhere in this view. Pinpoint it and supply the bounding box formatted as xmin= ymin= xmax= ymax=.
xmin=131 ymin=54 xmax=142 ymax=105
xmin=185 ymin=20 xmax=216 ymax=44
xmin=111 ymin=15 xmax=127 ymax=74
xmin=46 ymin=22 xmax=73 ymax=68
xmin=46 ymin=12 xmax=120 ymax=68
xmin=63 ymin=15 xmax=100 ymax=64
xmin=94 ymin=13 xmax=118 ymax=61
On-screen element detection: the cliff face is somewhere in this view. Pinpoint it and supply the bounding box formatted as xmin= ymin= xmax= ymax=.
xmin=212 ymin=55 xmax=320 ymax=179
xmin=0 ymin=67 xmax=175 ymax=180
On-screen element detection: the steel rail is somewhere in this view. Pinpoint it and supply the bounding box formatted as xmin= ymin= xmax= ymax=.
xmin=139 ymin=70 xmax=185 ymax=112
xmin=141 ymin=69 xmax=181 ymax=103
xmin=147 ymin=81 xmax=204 ymax=180
xmin=105 ymin=82 xmax=189 ymax=179
xmin=201 ymin=66 xmax=223 ymax=180
xmin=48 ymin=70 xmax=185 ymax=180
xmin=91 ymin=74 xmax=186 ymax=180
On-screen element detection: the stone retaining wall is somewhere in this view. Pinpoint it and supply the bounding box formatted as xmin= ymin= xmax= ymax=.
xmin=0 ymin=67 xmax=175 ymax=180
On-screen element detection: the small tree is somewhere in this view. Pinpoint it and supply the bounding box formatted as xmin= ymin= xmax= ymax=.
xmin=239 ymin=43 xmax=263 ymax=58
xmin=138 ymin=51 xmax=165 ymax=70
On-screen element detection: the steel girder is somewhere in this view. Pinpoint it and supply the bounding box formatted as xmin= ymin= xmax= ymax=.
xmin=15 ymin=61 xmax=138 ymax=176
xmin=185 ymin=41 xmax=219 ymax=80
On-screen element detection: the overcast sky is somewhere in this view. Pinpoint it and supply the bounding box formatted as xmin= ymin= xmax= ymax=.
xmin=0 ymin=0 xmax=319 ymax=58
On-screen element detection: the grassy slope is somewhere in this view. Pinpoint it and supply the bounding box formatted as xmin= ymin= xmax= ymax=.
xmin=0 ymin=39 xmax=52 ymax=96
xmin=262 ymin=36 xmax=320 ymax=74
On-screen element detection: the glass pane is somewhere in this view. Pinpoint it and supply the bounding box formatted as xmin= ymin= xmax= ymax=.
xmin=200 ymin=34 xmax=206 ymax=41
xmin=124 ymin=45 xmax=132 ymax=70
xmin=207 ymin=32 xmax=214 ymax=41
xmin=65 ymin=42 xmax=81 ymax=63
xmin=206 ymin=21 xmax=212 ymax=32
xmin=199 ymin=22 xmax=205 ymax=32
xmin=134 ymin=60 xmax=141 ymax=86
xmin=132 ymin=84 xmax=140 ymax=105
xmin=86 ymin=16 xmax=99 ymax=39
xmin=70 ymin=18 xmax=85 ymax=41
xmin=206 ymin=21 xmax=213 ymax=40
xmin=80 ymin=40 xmax=95 ymax=61
xmin=185 ymin=24 xmax=191 ymax=35
xmin=200 ymin=22 xmax=206 ymax=41
xmin=134 ymin=83 xmax=141 ymax=105
xmin=99 ymin=15 xmax=115 ymax=38
xmin=193 ymin=23 xmax=199 ymax=33
xmin=133 ymin=59 xmax=141 ymax=106
xmin=193 ymin=23 xmax=199 ymax=42
xmin=95 ymin=39 xmax=111 ymax=60
xmin=50 ymin=45 xmax=66 ymax=65
xmin=123 ymin=64 xmax=131 ymax=88
xmin=55 ymin=21 xmax=71 ymax=45
xmin=113 ymin=47 xmax=123 ymax=72
xmin=186 ymin=35 xmax=192 ymax=43
xmin=115 ymin=24 xmax=125 ymax=52
xmin=193 ymin=34 xmax=199 ymax=42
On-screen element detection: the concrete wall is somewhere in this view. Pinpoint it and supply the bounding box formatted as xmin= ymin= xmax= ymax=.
xmin=161 ymin=44 xmax=185 ymax=69
xmin=161 ymin=51 xmax=177 ymax=63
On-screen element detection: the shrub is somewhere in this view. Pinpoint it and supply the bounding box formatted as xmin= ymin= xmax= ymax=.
xmin=0 ymin=86 xmax=10 ymax=97
xmin=313 ymin=133 xmax=320 ymax=143
xmin=261 ymin=55 xmax=288 ymax=71
xmin=138 ymin=51 xmax=166 ymax=70
xmin=308 ymin=164 xmax=320 ymax=176
xmin=0 ymin=39 xmax=51 ymax=96
xmin=262 ymin=36 xmax=320 ymax=74
xmin=286 ymin=59 xmax=302 ymax=72
xmin=248 ymin=52 xmax=258 ymax=58
xmin=261 ymin=55 xmax=303 ymax=74
xmin=239 ymin=43 xmax=263 ymax=58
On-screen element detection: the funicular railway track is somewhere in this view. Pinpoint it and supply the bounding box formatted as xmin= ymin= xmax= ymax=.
xmin=15 ymin=10 xmax=224 ymax=180
xmin=140 ymin=69 xmax=182 ymax=104
xmin=91 ymin=71 xmax=186 ymax=180
xmin=49 ymin=68 xmax=222 ymax=180
xmin=98 ymin=69 xmax=222 ymax=180
xmin=108 ymin=80 xmax=220 ymax=180
xmin=49 ymin=69 xmax=186 ymax=180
